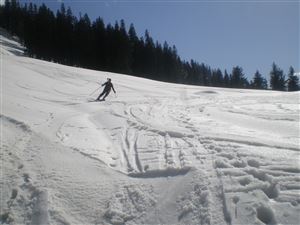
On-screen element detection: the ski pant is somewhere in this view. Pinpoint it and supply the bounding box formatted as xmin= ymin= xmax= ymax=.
xmin=97 ymin=89 xmax=110 ymax=100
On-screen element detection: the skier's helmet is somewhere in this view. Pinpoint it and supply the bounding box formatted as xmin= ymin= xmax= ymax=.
xmin=107 ymin=78 xmax=111 ymax=82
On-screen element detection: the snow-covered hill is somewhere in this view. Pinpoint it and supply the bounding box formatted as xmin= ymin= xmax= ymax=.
xmin=1 ymin=31 xmax=300 ymax=225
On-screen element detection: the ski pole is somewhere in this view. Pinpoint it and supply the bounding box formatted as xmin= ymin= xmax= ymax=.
xmin=89 ymin=86 xmax=101 ymax=96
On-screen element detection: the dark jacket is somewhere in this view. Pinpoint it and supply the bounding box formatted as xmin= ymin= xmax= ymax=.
xmin=102 ymin=81 xmax=116 ymax=93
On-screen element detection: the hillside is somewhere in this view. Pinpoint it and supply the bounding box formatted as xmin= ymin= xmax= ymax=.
xmin=1 ymin=31 xmax=300 ymax=225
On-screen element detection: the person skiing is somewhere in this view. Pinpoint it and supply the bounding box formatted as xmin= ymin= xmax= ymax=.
xmin=96 ymin=78 xmax=116 ymax=101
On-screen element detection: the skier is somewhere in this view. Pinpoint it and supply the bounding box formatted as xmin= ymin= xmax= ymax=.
xmin=96 ymin=78 xmax=116 ymax=101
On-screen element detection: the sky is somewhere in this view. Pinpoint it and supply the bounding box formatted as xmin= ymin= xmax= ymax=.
xmin=20 ymin=0 xmax=299 ymax=79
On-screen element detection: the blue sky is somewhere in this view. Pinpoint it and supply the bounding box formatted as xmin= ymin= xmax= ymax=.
xmin=22 ymin=0 xmax=299 ymax=79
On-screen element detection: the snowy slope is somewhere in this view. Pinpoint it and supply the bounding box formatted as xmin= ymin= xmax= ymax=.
xmin=1 ymin=31 xmax=300 ymax=225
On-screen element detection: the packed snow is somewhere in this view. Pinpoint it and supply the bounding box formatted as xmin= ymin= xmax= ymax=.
xmin=1 ymin=30 xmax=300 ymax=225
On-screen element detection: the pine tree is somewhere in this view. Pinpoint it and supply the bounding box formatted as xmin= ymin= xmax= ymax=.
xmin=117 ymin=19 xmax=131 ymax=74
xmin=250 ymin=70 xmax=268 ymax=89
xmin=144 ymin=30 xmax=156 ymax=78
xmin=223 ymin=70 xmax=230 ymax=87
xmin=128 ymin=24 xmax=143 ymax=76
xmin=287 ymin=66 xmax=299 ymax=91
xmin=211 ymin=69 xmax=223 ymax=87
xmin=270 ymin=63 xmax=286 ymax=91
xmin=230 ymin=66 xmax=247 ymax=88
xmin=92 ymin=17 xmax=106 ymax=69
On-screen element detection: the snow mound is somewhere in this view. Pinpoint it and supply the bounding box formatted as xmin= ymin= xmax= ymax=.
xmin=0 ymin=28 xmax=25 ymax=56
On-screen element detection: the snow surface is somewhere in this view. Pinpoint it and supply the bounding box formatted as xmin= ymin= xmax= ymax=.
xmin=1 ymin=30 xmax=300 ymax=225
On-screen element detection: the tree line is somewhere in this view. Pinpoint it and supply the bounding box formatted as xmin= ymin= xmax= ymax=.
xmin=0 ymin=0 xmax=299 ymax=91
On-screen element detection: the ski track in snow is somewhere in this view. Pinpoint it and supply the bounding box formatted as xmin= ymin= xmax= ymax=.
xmin=1 ymin=30 xmax=300 ymax=225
